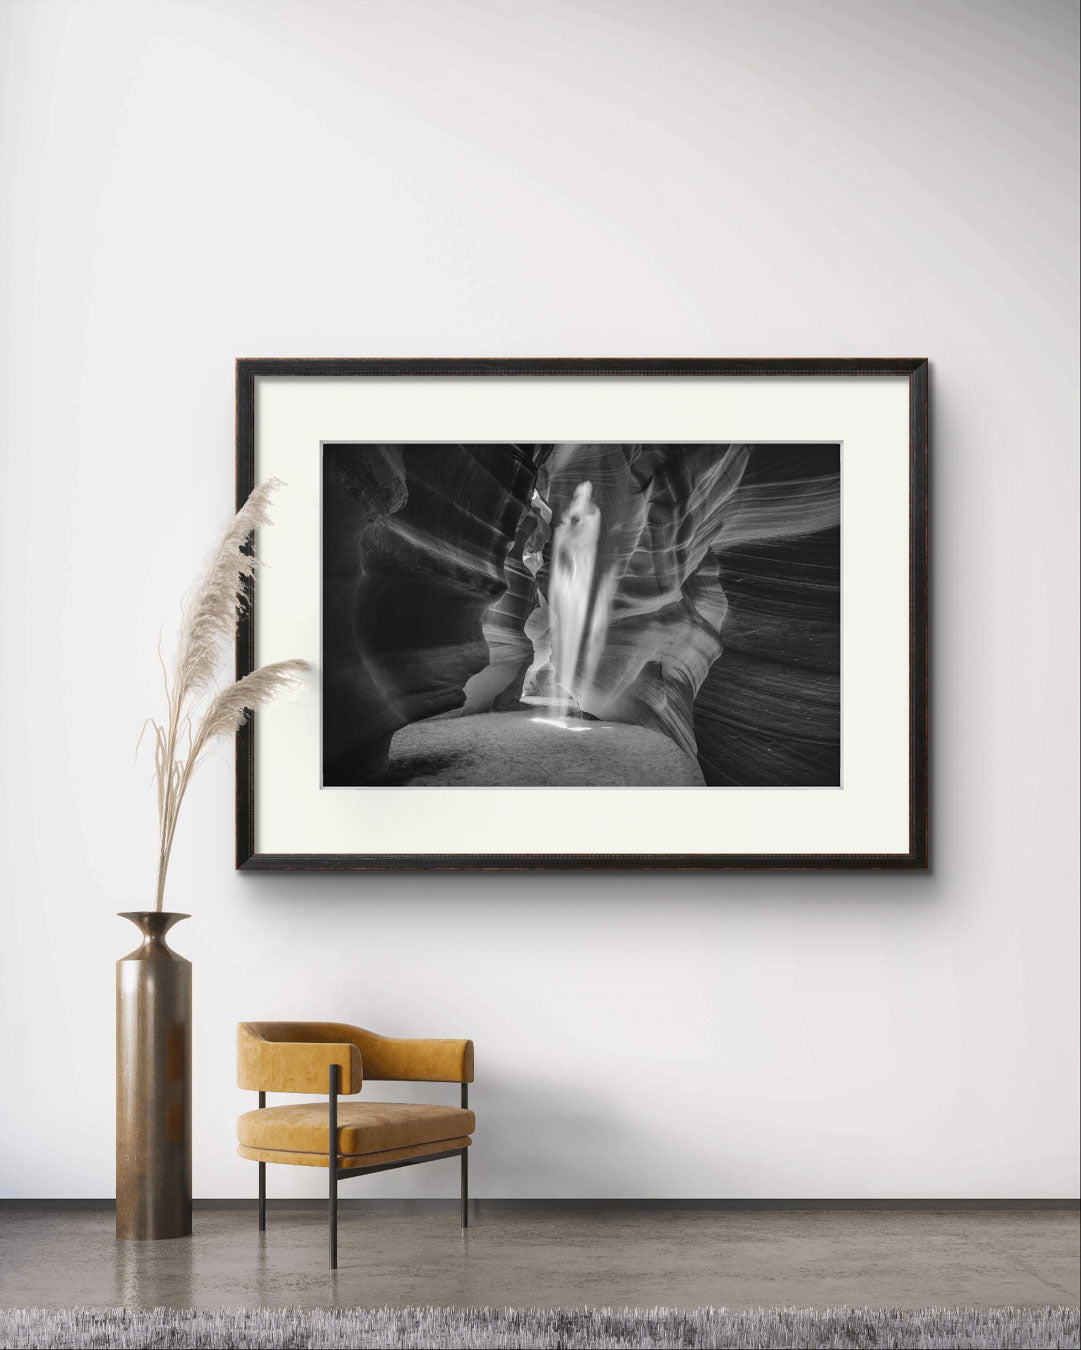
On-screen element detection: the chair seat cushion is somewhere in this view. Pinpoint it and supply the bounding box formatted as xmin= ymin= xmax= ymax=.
xmin=237 ymin=1100 xmax=475 ymax=1158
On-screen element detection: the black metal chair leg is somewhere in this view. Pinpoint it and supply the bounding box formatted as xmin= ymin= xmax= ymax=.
xmin=257 ymin=1091 xmax=266 ymax=1231
xmin=460 ymin=1080 xmax=470 ymax=1230
xmin=329 ymin=1064 xmax=339 ymax=1269
xmin=329 ymin=1167 xmax=337 ymax=1269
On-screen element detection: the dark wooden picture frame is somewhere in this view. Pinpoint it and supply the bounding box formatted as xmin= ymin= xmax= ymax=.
xmin=236 ymin=358 xmax=928 ymax=871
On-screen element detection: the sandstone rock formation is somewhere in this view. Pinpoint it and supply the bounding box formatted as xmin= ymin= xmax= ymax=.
xmin=322 ymin=443 xmax=539 ymax=785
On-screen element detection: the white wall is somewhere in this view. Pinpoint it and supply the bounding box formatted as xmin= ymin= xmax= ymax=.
xmin=0 ymin=0 xmax=1077 ymax=1200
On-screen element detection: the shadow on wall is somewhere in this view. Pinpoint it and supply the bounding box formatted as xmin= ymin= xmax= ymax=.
xmin=244 ymin=867 xmax=944 ymax=914
xmin=464 ymin=1069 xmax=754 ymax=1198
xmin=472 ymin=1067 xmax=638 ymax=1197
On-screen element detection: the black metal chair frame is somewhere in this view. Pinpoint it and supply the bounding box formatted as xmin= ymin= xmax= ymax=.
xmin=255 ymin=1064 xmax=470 ymax=1268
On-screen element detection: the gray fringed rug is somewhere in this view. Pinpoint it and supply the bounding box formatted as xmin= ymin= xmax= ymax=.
xmin=0 ymin=1306 xmax=1078 ymax=1349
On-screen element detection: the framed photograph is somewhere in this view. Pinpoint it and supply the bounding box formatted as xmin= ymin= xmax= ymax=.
xmin=236 ymin=359 xmax=927 ymax=870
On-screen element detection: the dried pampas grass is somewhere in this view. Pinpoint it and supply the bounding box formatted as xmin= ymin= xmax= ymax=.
xmin=141 ymin=480 xmax=309 ymax=909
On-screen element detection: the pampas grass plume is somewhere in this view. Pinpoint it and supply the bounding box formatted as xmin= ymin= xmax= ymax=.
xmin=143 ymin=481 xmax=309 ymax=908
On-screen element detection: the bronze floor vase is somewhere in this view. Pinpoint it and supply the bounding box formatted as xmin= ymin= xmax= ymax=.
xmin=115 ymin=911 xmax=192 ymax=1240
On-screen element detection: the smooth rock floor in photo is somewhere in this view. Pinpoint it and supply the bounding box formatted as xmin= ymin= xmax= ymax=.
xmin=381 ymin=711 xmax=706 ymax=786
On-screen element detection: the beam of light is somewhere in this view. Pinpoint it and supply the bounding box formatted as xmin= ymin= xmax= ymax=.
xmin=549 ymin=481 xmax=611 ymax=721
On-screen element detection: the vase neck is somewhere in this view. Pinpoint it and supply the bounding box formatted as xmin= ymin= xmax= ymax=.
xmin=118 ymin=911 xmax=190 ymax=947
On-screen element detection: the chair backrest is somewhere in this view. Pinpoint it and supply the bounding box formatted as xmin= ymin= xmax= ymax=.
xmin=237 ymin=1021 xmax=474 ymax=1094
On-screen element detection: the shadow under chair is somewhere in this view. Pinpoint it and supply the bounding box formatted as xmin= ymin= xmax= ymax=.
xmin=236 ymin=1021 xmax=475 ymax=1268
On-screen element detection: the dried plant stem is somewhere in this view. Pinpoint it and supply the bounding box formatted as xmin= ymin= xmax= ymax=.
xmin=144 ymin=481 xmax=308 ymax=910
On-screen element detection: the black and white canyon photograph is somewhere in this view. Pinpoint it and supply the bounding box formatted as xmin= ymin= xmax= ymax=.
xmin=322 ymin=442 xmax=841 ymax=789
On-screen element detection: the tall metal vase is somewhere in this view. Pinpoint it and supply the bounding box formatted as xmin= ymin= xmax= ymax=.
xmin=116 ymin=911 xmax=192 ymax=1240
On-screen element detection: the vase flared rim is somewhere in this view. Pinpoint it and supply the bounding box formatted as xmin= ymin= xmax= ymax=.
xmin=118 ymin=910 xmax=191 ymax=920
xmin=117 ymin=911 xmax=191 ymax=940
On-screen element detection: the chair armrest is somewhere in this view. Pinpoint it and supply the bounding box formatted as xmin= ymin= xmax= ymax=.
xmin=237 ymin=1025 xmax=362 ymax=1094
xmin=360 ymin=1032 xmax=474 ymax=1083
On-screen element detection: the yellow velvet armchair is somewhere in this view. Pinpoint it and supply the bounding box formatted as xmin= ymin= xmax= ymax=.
xmin=237 ymin=1022 xmax=475 ymax=1268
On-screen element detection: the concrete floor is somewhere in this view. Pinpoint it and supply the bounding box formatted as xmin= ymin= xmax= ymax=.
xmin=0 ymin=1204 xmax=1077 ymax=1311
